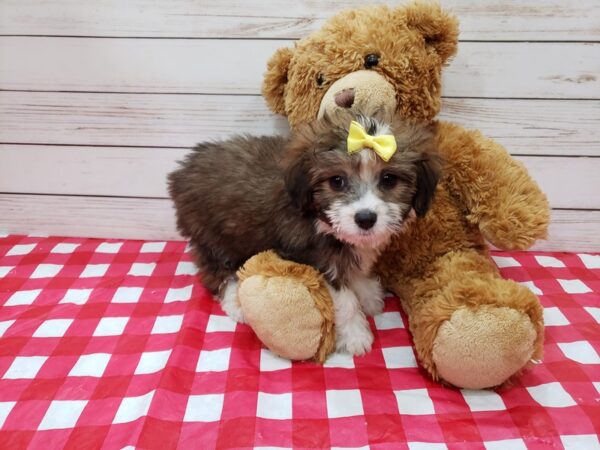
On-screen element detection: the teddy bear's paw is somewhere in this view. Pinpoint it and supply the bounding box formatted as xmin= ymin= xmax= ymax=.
xmin=351 ymin=276 xmax=385 ymax=317
xmin=432 ymin=306 xmax=536 ymax=389
xmin=336 ymin=318 xmax=374 ymax=356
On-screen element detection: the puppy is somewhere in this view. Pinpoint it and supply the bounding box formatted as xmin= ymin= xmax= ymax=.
xmin=168 ymin=114 xmax=440 ymax=355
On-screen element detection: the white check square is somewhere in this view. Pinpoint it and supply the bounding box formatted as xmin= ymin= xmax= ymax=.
xmin=526 ymin=382 xmax=576 ymax=407
xmin=51 ymin=243 xmax=80 ymax=254
xmin=112 ymin=287 xmax=143 ymax=303
xmin=80 ymin=264 xmax=109 ymax=278
xmin=0 ymin=320 xmax=15 ymax=337
xmin=561 ymin=435 xmax=600 ymax=450
xmin=6 ymin=244 xmax=36 ymax=256
xmin=543 ymin=307 xmax=569 ymax=326
xmin=585 ymin=307 xmax=600 ymax=324
xmin=577 ymin=253 xmax=600 ymax=269
xmin=38 ymin=400 xmax=88 ymax=430
xmin=135 ymin=350 xmax=172 ymax=374
xmin=206 ymin=315 xmax=236 ymax=332
xmin=492 ymin=256 xmax=520 ymax=268
xmin=324 ymin=352 xmax=355 ymax=369
xmin=484 ymin=439 xmax=527 ymax=450
xmin=382 ymin=346 xmax=417 ymax=368
xmin=184 ymin=394 xmax=224 ymax=422
xmin=0 ymin=266 xmax=14 ymax=278
xmin=60 ymin=288 xmax=93 ymax=305
xmin=558 ymin=279 xmax=592 ymax=294
xmin=175 ymin=261 xmax=197 ymax=275
xmin=520 ymin=281 xmax=542 ymax=295
xmin=93 ymin=317 xmax=129 ymax=336
xmin=113 ymin=391 xmax=155 ymax=424
xmin=151 ymin=315 xmax=184 ymax=334
xmin=0 ymin=401 xmax=16 ymax=428
xmin=197 ymin=348 xmax=231 ymax=372
xmin=394 ymin=388 xmax=435 ymax=415
xmin=33 ymin=319 xmax=74 ymax=337
xmin=96 ymin=242 xmax=123 ymax=253
xmin=461 ymin=389 xmax=506 ymax=412
xmin=257 ymin=392 xmax=292 ymax=420
xmin=374 ymin=311 xmax=404 ymax=330
xmin=408 ymin=443 xmax=448 ymax=450
xmin=5 ymin=289 xmax=42 ymax=306
xmin=165 ymin=285 xmax=193 ymax=303
xmin=260 ymin=349 xmax=292 ymax=371
xmin=128 ymin=263 xmax=156 ymax=276
xmin=69 ymin=353 xmax=112 ymax=377
xmin=534 ymin=255 xmax=565 ymax=267
xmin=140 ymin=242 xmax=166 ymax=253
xmin=30 ymin=264 xmax=63 ymax=279
xmin=59 ymin=289 xmax=92 ymax=305
xmin=3 ymin=356 xmax=48 ymax=379
xmin=326 ymin=389 xmax=364 ymax=418
xmin=558 ymin=341 xmax=600 ymax=364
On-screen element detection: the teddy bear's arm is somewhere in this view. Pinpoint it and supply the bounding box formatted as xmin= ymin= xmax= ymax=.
xmin=436 ymin=122 xmax=550 ymax=250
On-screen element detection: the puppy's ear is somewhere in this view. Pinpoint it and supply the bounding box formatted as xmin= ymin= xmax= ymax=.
xmin=284 ymin=152 xmax=314 ymax=213
xmin=262 ymin=47 xmax=294 ymax=115
xmin=412 ymin=153 xmax=441 ymax=217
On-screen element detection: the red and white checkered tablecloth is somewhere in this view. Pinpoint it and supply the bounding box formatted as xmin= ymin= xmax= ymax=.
xmin=0 ymin=234 xmax=598 ymax=449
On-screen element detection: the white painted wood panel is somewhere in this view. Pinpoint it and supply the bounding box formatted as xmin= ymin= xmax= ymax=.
xmin=1 ymin=0 xmax=598 ymax=41
xmin=1 ymin=92 xmax=598 ymax=156
xmin=0 ymin=194 xmax=597 ymax=252
xmin=2 ymin=145 xmax=598 ymax=210
xmin=1 ymin=38 xmax=599 ymax=98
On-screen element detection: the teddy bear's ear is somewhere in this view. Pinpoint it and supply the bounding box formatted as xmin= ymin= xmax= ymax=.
xmin=262 ymin=47 xmax=294 ymax=115
xmin=403 ymin=2 xmax=459 ymax=64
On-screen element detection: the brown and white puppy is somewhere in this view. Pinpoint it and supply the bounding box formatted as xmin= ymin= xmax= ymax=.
xmin=168 ymin=115 xmax=440 ymax=355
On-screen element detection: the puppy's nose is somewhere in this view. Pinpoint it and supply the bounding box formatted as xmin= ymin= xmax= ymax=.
xmin=355 ymin=209 xmax=377 ymax=230
xmin=334 ymin=88 xmax=355 ymax=108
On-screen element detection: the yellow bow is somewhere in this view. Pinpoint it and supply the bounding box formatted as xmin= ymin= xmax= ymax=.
xmin=347 ymin=120 xmax=397 ymax=162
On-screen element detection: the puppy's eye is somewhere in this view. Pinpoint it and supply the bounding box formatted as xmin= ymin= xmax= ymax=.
xmin=328 ymin=175 xmax=347 ymax=191
xmin=316 ymin=73 xmax=326 ymax=87
xmin=364 ymin=53 xmax=380 ymax=69
xmin=380 ymin=173 xmax=398 ymax=190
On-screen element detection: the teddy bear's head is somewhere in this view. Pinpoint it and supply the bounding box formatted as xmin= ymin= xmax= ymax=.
xmin=262 ymin=2 xmax=459 ymax=128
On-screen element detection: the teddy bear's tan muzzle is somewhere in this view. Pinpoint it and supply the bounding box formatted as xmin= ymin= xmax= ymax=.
xmin=318 ymin=70 xmax=397 ymax=121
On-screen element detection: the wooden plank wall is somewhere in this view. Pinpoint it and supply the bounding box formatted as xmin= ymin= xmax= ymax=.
xmin=0 ymin=0 xmax=599 ymax=251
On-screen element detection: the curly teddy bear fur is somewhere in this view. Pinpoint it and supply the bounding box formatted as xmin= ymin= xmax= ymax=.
xmin=237 ymin=1 xmax=549 ymax=389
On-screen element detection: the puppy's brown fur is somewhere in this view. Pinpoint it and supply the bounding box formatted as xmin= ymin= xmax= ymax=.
xmin=168 ymin=116 xmax=439 ymax=294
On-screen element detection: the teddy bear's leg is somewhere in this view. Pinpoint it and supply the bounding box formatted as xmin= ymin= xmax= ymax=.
xmin=398 ymin=250 xmax=544 ymax=389
xmin=237 ymin=251 xmax=336 ymax=363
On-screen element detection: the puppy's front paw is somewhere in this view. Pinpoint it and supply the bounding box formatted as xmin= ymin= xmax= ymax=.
xmin=353 ymin=277 xmax=385 ymax=317
xmin=220 ymin=299 xmax=245 ymax=324
xmin=336 ymin=320 xmax=374 ymax=356
xmin=218 ymin=278 xmax=245 ymax=323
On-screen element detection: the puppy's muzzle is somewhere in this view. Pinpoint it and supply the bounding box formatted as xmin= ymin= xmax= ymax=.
xmin=354 ymin=209 xmax=377 ymax=230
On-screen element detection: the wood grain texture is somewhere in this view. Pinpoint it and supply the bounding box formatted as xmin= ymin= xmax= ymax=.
xmin=0 ymin=193 xmax=597 ymax=251
xmin=1 ymin=0 xmax=598 ymax=41
xmin=1 ymin=37 xmax=599 ymax=98
xmin=2 ymin=144 xmax=598 ymax=210
xmin=1 ymin=92 xmax=598 ymax=156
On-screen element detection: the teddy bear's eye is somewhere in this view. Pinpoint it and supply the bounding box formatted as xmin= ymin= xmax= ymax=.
xmin=316 ymin=73 xmax=326 ymax=87
xmin=364 ymin=53 xmax=380 ymax=69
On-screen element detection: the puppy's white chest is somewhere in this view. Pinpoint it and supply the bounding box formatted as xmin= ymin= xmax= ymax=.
xmin=355 ymin=247 xmax=379 ymax=275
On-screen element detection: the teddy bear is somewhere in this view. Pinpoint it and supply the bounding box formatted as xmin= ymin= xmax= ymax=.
xmin=235 ymin=2 xmax=549 ymax=389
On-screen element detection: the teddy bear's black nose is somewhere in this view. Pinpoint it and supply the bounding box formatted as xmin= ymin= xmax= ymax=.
xmin=334 ymin=88 xmax=355 ymax=108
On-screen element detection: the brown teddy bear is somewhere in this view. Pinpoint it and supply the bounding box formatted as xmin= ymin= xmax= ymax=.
xmin=236 ymin=2 xmax=549 ymax=389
